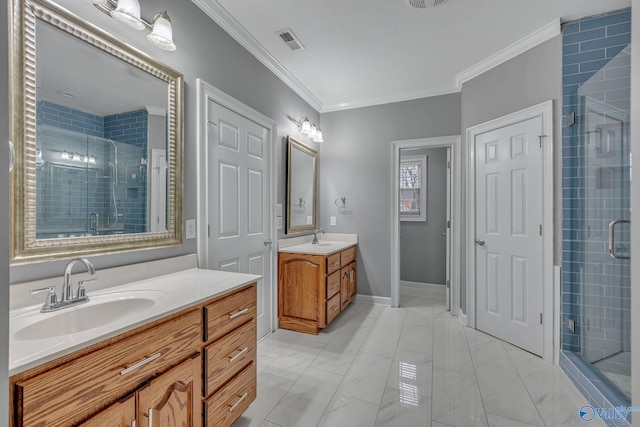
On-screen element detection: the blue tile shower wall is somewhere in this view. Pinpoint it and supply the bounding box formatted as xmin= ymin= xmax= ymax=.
xmin=561 ymin=8 xmax=632 ymax=422
xmin=35 ymin=102 xmax=148 ymax=235
xmin=105 ymin=110 xmax=149 ymax=233
xmin=561 ymin=8 xmax=631 ymax=353
xmin=37 ymin=100 xmax=105 ymax=137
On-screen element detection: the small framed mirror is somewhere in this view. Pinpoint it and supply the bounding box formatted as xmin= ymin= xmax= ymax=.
xmin=286 ymin=136 xmax=317 ymax=234
xmin=9 ymin=0 xmax=184 ymax=263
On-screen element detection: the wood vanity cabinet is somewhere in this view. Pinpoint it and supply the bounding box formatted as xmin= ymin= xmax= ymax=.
xmin=80 ymin=354 xmax=201 ymax=427
xmin=278 ymin=245 xmax=357 ymax=334
xmin=10 ymin=283 xmax=257 ymax=427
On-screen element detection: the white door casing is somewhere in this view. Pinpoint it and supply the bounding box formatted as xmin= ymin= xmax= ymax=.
xmin=150 ymin=149 xmax=167 ymax=232
xmin=466 ymin=100 xmax=554 ymax=361
xmin=391 ymin=135 xmax=462 ymax=313
xmin=475 ymin=116 xmax=543 ymax=356
xmin=196 ymin=79 xmax=277 ymax=340
xmin=446 ymin=146 xmax=452 ymax=311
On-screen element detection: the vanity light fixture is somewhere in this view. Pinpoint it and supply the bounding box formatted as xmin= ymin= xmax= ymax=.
xmin=290 ymin=116 xmax=324 ymax=143
xmin=87 ymin=0 xmax=177 ymax=51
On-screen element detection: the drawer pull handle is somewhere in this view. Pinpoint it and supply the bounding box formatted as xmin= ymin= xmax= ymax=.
xmin=147 ymin=408 xmax=153 ymax=425
xmin=332 ymin=282 xmax=340 ymax=289
xmin=120 ymin=353 xmax=161 ymax=375
xmin=329 ymin=261 xmax=340 ymax=267
xmin=229 ymin=307 xmax=249 ymax=320
xmin=331 ymin=305 xmax=340 ymax=312
xmin=228 ymin=347 xmax=249 ymax=363
xmin=229 ymin=392 xmax=249 ymax=412
xmin=131 ymin=421 xmax=136 ymax=427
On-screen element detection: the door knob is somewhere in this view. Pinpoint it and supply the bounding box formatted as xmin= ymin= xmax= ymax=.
xmin=475 ymin=239 xmax=485 ymax=246
xmin=264 ymin=238 xmax=273 ymax=247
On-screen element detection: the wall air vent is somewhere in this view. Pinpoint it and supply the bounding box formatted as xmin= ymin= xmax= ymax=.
xmin=276 ymin=28 xmax=305 ymax=51
xmin=409 ymin=0 xmax=446 ymax=8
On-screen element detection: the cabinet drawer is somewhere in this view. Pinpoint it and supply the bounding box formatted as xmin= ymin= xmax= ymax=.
xmin=204 ymin=284 xmax=256 ymax=343
xmin=326 ymin=292 xmax=341 ymax=324
xmin=326 ymin=253 xmax=341 ymax=274
xmin=204 ymin=363 xmax=256 ymax=427
xmin=204 ymin=319 xmax=256 ymax=397
xmin=340 ymin=246 xmax=356 ymax=266
xmin=17 ymin=310 xmax=201 ymax=427
xmin=326 ymin=270 xmax=341 ymax=299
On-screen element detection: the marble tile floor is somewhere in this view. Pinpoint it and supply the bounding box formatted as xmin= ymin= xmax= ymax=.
xmin=232 ymin=287 xmax=604 ymax=427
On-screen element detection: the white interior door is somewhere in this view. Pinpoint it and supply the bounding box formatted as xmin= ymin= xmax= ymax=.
xmin=475 ymin=116 xmax=544 ymax=356
xmin=207 ymin=100 xmax=272 ymax=340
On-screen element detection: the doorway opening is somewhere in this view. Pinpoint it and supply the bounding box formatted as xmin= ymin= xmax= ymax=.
xmin=391 ymin=135 xmax=461 ymax=314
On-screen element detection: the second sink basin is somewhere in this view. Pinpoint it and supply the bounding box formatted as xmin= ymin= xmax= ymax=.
xmin=13 ymin=291 xmax=164 ymax=341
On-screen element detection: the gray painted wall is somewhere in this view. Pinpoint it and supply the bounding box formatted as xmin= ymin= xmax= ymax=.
xmin=8 ymin=0 xmax=319 ymax=283
xmin=459 ymin=36 xmax=562 ymax=313
xmin=400 ymin=147 xmax=447 ymax=285
xmin=1 ymin=0 xmax=10 ymax=419
xmin=319 ymin=94 xmax=461 ymax=298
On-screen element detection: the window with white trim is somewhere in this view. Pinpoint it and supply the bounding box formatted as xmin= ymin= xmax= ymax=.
xmin=400 ymin=155 xmax=427 ymax=222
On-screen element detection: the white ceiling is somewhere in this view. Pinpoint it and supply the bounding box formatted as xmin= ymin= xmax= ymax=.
xmin=192 ymin=0 xmax=631 ymax=113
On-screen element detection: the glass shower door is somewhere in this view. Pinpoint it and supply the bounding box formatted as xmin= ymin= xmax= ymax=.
xmin=576 ymin=45 xmax=631 ymax=401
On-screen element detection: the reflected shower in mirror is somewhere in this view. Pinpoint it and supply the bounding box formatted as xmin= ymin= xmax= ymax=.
xmin=35 ymin=16 xmax=167 ymax=238
xmin=286 ymin=136 xmax=317 ymax=234
xmin=10 ymin=0 xmax=184 ymax=263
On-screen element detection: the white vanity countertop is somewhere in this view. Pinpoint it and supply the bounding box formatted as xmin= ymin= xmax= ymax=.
xmin=9 ymin=268 xmax=260 ymax=376
xmin=278 ymin=233 xmax=358 ymax=256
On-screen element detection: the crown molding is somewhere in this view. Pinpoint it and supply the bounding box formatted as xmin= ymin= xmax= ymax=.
xmin=145 ymin=106 xmax=167 ymax=116
xmin=320 ymin=84 xmax=459 ymax=113
xmin=455 ymin=19 xmax=561 ymax=89
xmin=191 ymin=2 xmax=560 ymax=113
xmin=191 ymin=0 xmax=323 ymax=112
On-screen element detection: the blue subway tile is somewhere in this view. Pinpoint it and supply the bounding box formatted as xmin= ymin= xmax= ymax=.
xmin=563 ymin=48 xmax=606 ymax=65
xmin=564 ymin=27 xmax=606 ymax=45
xmin=607 ymin=22 xmax=631 ymax=37
xmin=579 ymin=10 xmax=630 ymax=31
xmin=581 ymin=34 xmax=631 ymax=52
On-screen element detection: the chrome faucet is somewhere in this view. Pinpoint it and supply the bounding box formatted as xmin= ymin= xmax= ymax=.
xmin=63 ymin=258 xmax=96 ymax=301
xmin=31 ymin=258 xmax=96 ymax=312
xmin=312 ymin=228 xmax=325 ymax=245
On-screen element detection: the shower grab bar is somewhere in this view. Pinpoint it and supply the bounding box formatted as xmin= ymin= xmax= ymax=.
xmin=608 ymin=220 xmax=630 ymax=259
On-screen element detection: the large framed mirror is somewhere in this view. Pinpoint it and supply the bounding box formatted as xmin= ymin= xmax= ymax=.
xmin=9 ymin=0 xmax=184 ymax=264
xmin=286 ymin=136 xmax=317 ymax=234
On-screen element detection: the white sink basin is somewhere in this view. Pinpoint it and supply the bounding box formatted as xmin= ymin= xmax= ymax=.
xmin=13 ymin=291 xmax=164 ymax=341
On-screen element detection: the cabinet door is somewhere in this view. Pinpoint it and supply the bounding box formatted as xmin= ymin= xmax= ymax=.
xmin=137 ymin=354 xmax=202 ymax=427
xmin=340 ymin=266 xmax=350 ymax=310
xmin=349 ymin=262 xmax=357 ymax=302
xmin=78 ymin=394 xmax=135 ymax=427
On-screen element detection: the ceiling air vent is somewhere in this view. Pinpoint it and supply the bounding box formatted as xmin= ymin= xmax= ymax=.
xmin=409 ymin=0 xmax=445 ymax=8
xmin=276 ymin=28 xmax=305 ymax=51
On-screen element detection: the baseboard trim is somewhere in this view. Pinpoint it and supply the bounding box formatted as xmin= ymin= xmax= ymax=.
xmin=354 ymin=294 xmax=391 ymax=306
xmin=459 ymin=312 xmax=468 ymax=326
xmin=400 ymin=280 xmax=446 ymax=292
